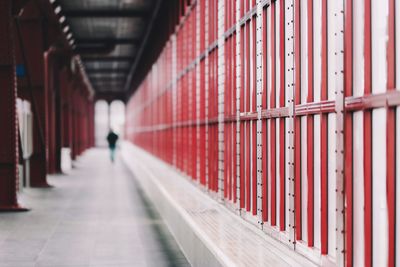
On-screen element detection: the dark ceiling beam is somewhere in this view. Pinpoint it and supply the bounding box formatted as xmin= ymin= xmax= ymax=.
xmin=92 ymin=81 xmax=125 ymax=85
xmin=95 ymin=91 xmax=126 ymax=103
xmin=89 ymin=73 xmax=127 ymax=78
xmin=74 ymin=43 xmax=115 ymax=54
xmin=82 ymin=56 xmax=135 ymax=62
xmin=75 ymin=38 xmax=139 ymax=45
xmin=86 ymin=68 xmax=130 ymax=74
xmin=63 ymin=9 xmax=149 ymax=18
xmin=124 ymin=0 xmax=162 ymax=92
xmin=90 ymin=77 xmax=126 ymax=81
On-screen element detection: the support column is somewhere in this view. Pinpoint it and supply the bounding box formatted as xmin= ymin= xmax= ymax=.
xmin=61 ymin=68 xmax=73 ymax=149
xmin=15 ymin=5 xmax=50 ymax=187
xmin=52 ymin=54 xmax=62 ymax=173
xmin=45 ymin=51 xmax=57 ymax=174
xmin=71 ymin=87 xmax=79 ymax=160
xmin=0 ymin=0 xmax=27 ymax=211
xmin=88 ymin=101 xmax=95 ymax=147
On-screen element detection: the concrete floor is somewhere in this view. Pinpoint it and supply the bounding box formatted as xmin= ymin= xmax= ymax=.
xmin=0 ymin=149 xmax=190 ymax=267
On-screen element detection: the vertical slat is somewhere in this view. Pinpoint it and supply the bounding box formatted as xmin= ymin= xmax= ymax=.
xmin=294 ymin=0 xmax=302 ymax=241
xmin=252 ymin=17 xmax=258 ymax=216
xmin=387 ymin=1 xmax=396 ymax=266
xmin=279 ymin=0 xmax=286 ymax=232
xmin=224 ymin=37 xmax=229 ymax=199
xmin=344 ymin=0 xmax=353 ymax=265
xmin=205 ymin=0 xmax=210 ymax=190
xmin=246 ymin=21 xmax=251 ymax=211
xmin=306 ymin=0 xmax=314 ymax=247
xmin=285 ymin=0 xmax=297 ymax=247
xmin=262 ymin=6 xmax=269 ymax=222
xmin=233 ymin=31 xmax=237 ymax=202
xmin=240 ymin=26 xmax=246 ymax=209
xmin=334 ymin=0 xmax=346 ymax=264
xmin=320 ymin=0 xmax=328 ymax=255
xmin=270 ymin=1 xmax=277 ymax=226
xmin=363 ymin=0 xmax=372 ymax=265
xmin=236 ymin=0 xmax=241 ymax=206
xmin=256 ymin=0 xmax=264 ymax=224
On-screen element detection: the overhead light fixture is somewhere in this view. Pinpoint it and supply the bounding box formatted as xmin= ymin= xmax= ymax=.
xmin=59 ymin=16 xmax=66 ymax=23
xmin=67 ymin=33 xmax=73 ymax=40
xmin=63 ymin=26 xmax=69 ymax=33
xmin=69 ymin=39 xmax=75 ymax=46
xmin=50 ymin=0 xmax=56 ymax=3
xmin=54 ymin=6 xmax=61 ymax=14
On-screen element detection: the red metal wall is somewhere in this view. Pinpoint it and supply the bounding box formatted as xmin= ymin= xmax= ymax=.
xmin=125 ymin=0 xmax=400 ymax=266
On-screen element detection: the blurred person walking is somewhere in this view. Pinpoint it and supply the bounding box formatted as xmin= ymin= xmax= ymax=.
xmin=106 ymin=130 xmax=119 ymax=163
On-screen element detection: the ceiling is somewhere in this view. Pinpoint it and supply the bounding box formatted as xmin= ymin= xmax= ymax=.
xmin=56 ymin=0 xmax=157 ymax=96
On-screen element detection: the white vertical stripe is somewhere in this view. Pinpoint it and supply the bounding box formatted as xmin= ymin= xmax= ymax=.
xmin=371 ymin=1 xmax=389 ymax=265
xmin=372 ymin=109 xmax=388 ymax=267
xmin=371 ymin=0 xmax=388 ymax=95
xmin=313 ymin=114 xmax=321 ymax=249
xmin=267 ymin=6 xmax=272 ymax=224
xmin=300 ymin=0 xmax=308 ymax=104
xmin=327 ymin=0 xmax=338 ymax=256
xmin=313 ymin=0 xmax=321 ymax=102
xmin=313 ymin=0 xmax=322 ymax=250
xmin=276 ymin=119 xmax=280 ymax=229
xmin=236 ymin=0 xmax=241 ymax=206
xmin=286 ymin=118 xmax=291 ymax=231
xmin=276 ymin=0 xmax=281 ymax=107
xmin=300 ymin=0 xmax=308 ymax=243
xmin=257 ymin=0 xmax=265 ymax=223
xmin=301 ymin=116 xmax=308 ymax=242
xmin=327 ymin=113 xmax=336 ymax=258
xmin=267 ymin=6 xmax=272 ymax=110
xmin=284 ymin=0 xmax=295 ymax=236
xmin=275 ymin=1 xmax=281 ymax=229
xmin=353 ymin=0 xmax=364 ymax=97
xmin=327 ymin=0 xmax=336 ymax=101
xmin=352 ymin=0 xmax=365 ymax=265
xmin=268 ymin=119 xmax=272 ymax=223
xmin=353 ymin=111 xmax=365 ymax=267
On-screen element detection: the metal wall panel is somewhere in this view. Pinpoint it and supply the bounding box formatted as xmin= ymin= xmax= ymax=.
xmin=125 ymin=0 xmax=400 ymax=266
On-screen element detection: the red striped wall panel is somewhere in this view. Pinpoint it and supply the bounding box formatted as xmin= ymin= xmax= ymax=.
xmin=125 ymin=0 xmax=400 ymax=266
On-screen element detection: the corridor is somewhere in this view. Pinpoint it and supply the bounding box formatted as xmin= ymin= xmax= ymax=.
xmin=1 ymin=0 xmax=399 ymax=266
xmin=0 ymin=149 xmax=189 ymax=267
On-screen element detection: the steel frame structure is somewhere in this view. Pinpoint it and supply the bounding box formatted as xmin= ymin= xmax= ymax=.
xmin=0 ymin=0 xmax=95 ymax=211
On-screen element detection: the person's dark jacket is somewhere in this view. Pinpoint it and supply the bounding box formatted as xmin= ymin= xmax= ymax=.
xmin=107 ymin=132 xmax=119 ymax=148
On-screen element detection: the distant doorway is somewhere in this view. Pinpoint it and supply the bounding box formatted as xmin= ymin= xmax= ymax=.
xmin=95 ymin=100 xmax=126 ymax=147
xmin=95 ymin=100 xmax=109 ymax=147
xmin=109 ymin=100 xmax=126 ymax=139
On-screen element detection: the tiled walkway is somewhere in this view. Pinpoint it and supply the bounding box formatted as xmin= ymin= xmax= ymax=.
xmin=122 ymin=143 xmax=318 ymax=267
xmin=0 ymin=149 xmax=190 ymax=267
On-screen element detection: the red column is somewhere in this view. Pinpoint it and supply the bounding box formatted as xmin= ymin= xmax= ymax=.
xmin=0 ymin=0 xmax=27 ymax=211
xmin=45 ymin=51 xmax=57 ymax=174
xmin=71 ymin=87 xmax=78 ymax=160
xmin=61 ymin=68 xmax=73 ymax=149
xmin=15 ymin=6 xmax=50 ymax=187
xmin=89 ymin=101 xmax=95 ymax=147
xmin=54 ymin=62 xmax=63 ymax=173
